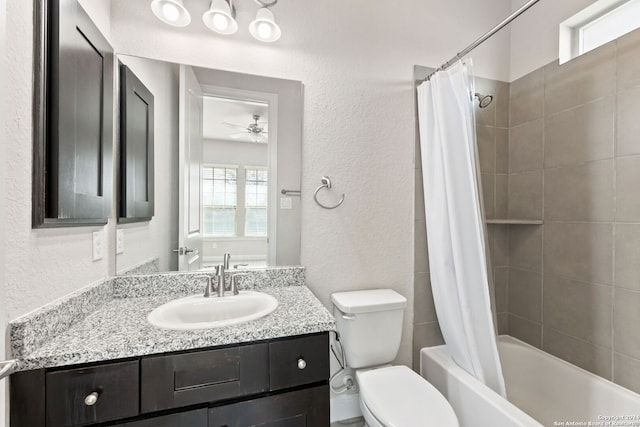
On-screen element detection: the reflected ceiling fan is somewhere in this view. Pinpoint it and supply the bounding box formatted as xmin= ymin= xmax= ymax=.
xmin=223 ymin=114 xmax=268 ymax=143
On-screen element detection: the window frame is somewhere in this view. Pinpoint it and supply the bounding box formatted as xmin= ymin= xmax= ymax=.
xmin=244 ymin=166 xmax=269 ymax=237
xmin=202 ymin=164 xmax=238 ymax=237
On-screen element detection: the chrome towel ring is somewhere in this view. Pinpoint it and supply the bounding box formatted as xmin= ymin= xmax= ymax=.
xmin=314 ymin=176 xmax=345 ymax=209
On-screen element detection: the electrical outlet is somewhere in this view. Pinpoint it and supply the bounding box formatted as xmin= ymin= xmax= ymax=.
xmin=116 ymin=229 xmax=125 ymax=254
xmin=92 ymin=230 xmax=104 ymax=261
xmin=280 ymin=197 xmax=293 ymax=210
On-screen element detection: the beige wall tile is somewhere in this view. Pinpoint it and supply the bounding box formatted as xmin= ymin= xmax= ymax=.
xmin=617 ymin=27 xmax=640 ymax=90
xmin=482 ymin=173 xmax=495 ymax=219
xmin=509 ymin=225 xmax=542 ymax=271
xmin=543 ymin=274 xmax=612 ymax=348
xmin=614 ymin=288 xmax=640 ymax=360
xmin=495 ymin=81 xmax=510 ymax=128
xmin=477 ymin=125 xmax=496 ymax=174
xmin=616 ymin=156 xmax=640 ymax=222
xmin=544 ymin=97 xmax=614 ymax=168
xmin=544 ymin=222 xmax=613 ymax=285
xmin=508 ymin=268 xmax=542 ymax=322
xmin=616 ymin=86 xmax=640 ymax=157
xmin=543 ymin=328 xmax=612 ymax=379
xmin=497 ymin=313 xmax=509 ymax=335
xmin=415 ymin=169 xmax=425 ymax=222
xmin=413 ymin=321 xmax=444 ymax=370
xmin=496 ymin=128 xmax=509 ymax=174
xmin=510 ymin=68 xmax=544 ymax=127
xmin=509 ymin=119 xmax=543 ymax=173
xmin=495 ymin=174 xmax=508 ymax=219
xmin=491 ymin=225 xmax=509 ymax=267
xmin=614 ymin=224 xmax=640 ymax=292
xmin=614 ymin=353 xmax=640 ymax=394
xmin=544 ymin=43 xmax=615 ymax=115
xmin=544 ymin=160 xmax=614 ymax=221
xmin=508 ymin=171 xmax=542 ymax=219
xmin=414 ymin=272 xmax=437 ymax=324
xmin=494 ymin=266 xmax=508 ymax=313
xmin=414 ymin=219 xmax=428 ymax=273
xmin=509 ymin=315 xmax=542 ymax=348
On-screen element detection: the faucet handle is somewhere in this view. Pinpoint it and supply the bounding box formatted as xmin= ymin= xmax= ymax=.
xmin=194 ymin=275 xmax=213 ymax=297
xmin=230 ymin=273 xmax=249 ymax=296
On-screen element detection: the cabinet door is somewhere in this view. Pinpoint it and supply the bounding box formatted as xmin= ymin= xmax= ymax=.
xmin=141 ymin=343 xmax=268 ymax=413
xmin=208 ymin=385 xmax=329 ymax=427
xmin=119 ymin=63 xmax=155 ymax=222
xmin=33 ymin=0 xmax=113 ymax=227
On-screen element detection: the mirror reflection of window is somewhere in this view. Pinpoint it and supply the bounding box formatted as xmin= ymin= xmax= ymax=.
xmin=245 ymin=168 xmax=268 ymax=237
xmin=203 ymin=166 xmax=237 ymax=236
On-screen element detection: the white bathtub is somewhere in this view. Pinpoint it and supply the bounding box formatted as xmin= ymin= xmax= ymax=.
xmin=421 ymin=335 xmax=640 ymax=427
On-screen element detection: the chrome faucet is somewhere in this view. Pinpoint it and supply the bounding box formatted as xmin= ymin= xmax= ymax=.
xmin=223 ymin=253 xmax=231 ymax=269
xmin=214 ymin=264 xmax=225 ymax=297
xmin=198 ymin=274 xmax=216 ymax=298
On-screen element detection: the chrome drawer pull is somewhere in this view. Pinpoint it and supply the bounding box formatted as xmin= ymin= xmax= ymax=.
xmin=84 ymin=392 xmax=99 ymax=406
xmin=297 ymin=358 xmax=307 ymax=370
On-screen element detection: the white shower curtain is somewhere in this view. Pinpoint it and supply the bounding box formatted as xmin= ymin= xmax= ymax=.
xmin=417 ymin=60 xmax=506 ymax=397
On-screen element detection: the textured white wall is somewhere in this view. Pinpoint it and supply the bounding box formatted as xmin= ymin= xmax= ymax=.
xmin=116 ymin=56 xmax=180 ymax=274
xmin=509 ymin=0 xmax=598 ymax=80
xmin=0 ymin=0 xmax=7 ymax=420
xmin=3 ymin=1 xmax=114 ymax=320
xmin=110 ymin=0 xmax=512 ymax=365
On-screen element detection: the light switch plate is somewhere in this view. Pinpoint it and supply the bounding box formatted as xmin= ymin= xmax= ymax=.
xmin=280 ymin=197 xmax=293 ymax=210
xmin=92 ymin=230 xmax=104 ymax=261
xmin=116 ymin=229 xmax=125 ymax=254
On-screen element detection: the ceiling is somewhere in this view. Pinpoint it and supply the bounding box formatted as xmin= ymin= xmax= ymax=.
xmin=202 ymin=96 xmax=269 ymax=142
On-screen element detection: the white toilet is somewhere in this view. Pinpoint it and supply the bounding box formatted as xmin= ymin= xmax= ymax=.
xmin=331 ymin=289 xmax=459 ymax=427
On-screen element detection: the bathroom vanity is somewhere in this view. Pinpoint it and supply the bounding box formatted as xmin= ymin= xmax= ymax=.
xmin=9 ymin=268 xmax=334 ymax=426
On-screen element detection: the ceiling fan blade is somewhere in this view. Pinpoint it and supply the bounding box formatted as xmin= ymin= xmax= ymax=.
xmin=222 ymin=122 xmax=248 ymax=130
xmin=230 ymin=132 xmax=249 ymax=139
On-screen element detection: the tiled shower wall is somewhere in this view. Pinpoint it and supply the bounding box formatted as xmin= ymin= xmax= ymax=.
xmin=505 ymin=28 xmax=640 ymax=393
xmin=414 ymin=27 xmax=640 ymax=392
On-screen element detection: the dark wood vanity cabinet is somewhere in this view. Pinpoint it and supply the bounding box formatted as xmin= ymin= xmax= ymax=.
xmin=10 ymin=332 xmax=330 ymax=427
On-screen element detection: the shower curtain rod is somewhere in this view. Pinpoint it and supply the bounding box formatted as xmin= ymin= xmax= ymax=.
xmin=424 ymin=0 xmax=540 ymax=81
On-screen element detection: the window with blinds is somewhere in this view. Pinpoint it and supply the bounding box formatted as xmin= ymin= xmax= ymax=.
xmin=203 ymin=166 xmax=237 ymax=236
xmin=245 ymin=169 xmax=268 ymax=236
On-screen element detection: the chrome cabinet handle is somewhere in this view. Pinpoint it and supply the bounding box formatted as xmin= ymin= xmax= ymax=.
xmin=297 ymin=358 xmax=307 ymax=370
xmin=84 ymin=391 xmax=99 ymax=406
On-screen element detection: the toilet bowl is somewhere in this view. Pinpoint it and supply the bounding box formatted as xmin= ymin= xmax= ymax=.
xmin=331 ymin=289 xmax=459 ymax=427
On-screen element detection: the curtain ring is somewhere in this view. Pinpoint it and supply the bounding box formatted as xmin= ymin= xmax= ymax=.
xmin=314 ymin=176 xmax=344 ymax=210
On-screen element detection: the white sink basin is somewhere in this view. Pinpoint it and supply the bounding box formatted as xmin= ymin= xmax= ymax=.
xmin=147 ymin=291 xmax=278 ymax=330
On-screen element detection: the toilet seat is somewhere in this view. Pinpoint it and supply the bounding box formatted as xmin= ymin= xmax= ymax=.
xmin=356 ymin=365 xmax=459 ymax=427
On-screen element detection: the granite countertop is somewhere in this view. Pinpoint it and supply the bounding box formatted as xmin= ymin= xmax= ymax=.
xmin=10 ymin=268 xmax=336 ymax=371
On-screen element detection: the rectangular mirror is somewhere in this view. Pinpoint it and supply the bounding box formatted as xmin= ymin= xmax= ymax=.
xmin=115 ymin=55 xmax=303 ymax=275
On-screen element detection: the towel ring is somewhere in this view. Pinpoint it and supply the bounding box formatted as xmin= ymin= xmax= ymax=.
xmin=314 ymin=176 xmax=345 ymax=209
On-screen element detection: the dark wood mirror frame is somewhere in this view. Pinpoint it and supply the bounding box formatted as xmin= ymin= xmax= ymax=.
xmin=118 ymin=63 xmax=155 ymax=224
xmin=32 ymin=0 xmax=114 ymax=228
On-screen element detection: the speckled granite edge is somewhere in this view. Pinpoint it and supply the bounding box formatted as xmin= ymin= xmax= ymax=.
xmin=10 ymin=266 xmax=306 ymax=360
xmin=112 ymin=266 xmax=306 ymax=298
xmin=10 ymin=278 xmax=115 ymax=358
xmin=117 ymin=258 xmax=160 ymax=276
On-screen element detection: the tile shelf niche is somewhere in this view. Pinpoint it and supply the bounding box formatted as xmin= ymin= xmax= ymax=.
xmin=486 ymin=219 xmax=544 ymax=225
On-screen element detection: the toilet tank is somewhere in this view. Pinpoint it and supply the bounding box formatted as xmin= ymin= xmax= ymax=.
xmin=331 ymin=289 xmax=407 ymax=369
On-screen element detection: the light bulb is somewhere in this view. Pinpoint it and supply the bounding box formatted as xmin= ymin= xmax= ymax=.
xmin=162 ymin=3 xmax=180 ymax=22
xmin=212 ymin=13 xmax=229 ymax=31
xmin=257 ymin=22 xmax=273 ymax=40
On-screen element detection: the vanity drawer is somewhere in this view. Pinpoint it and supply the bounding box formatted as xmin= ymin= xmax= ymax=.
xmin=45 ymin=361 xmax=139 ymax=426
xmin=269 ymin=332 xmax=329 ymax=391
xmin=140 ymin=343 xmax=268 ymax=412
xmin=114 ymin=408 xmax=207 ymax=426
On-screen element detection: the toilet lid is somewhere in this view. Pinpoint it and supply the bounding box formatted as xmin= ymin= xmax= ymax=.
xmin=357 ymin=365 xmax=459 ymax=427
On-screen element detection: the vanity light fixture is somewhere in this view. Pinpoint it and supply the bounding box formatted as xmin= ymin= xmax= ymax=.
xmin=249 ymin=0 xmax=281 ymax=43
xmin=151 ymin=0 xmax=282 ymax=42
xmin=203 ymin=0 xmax=239 ymax=35
xmin=151 ymin=0 xmax=192 ymax=27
